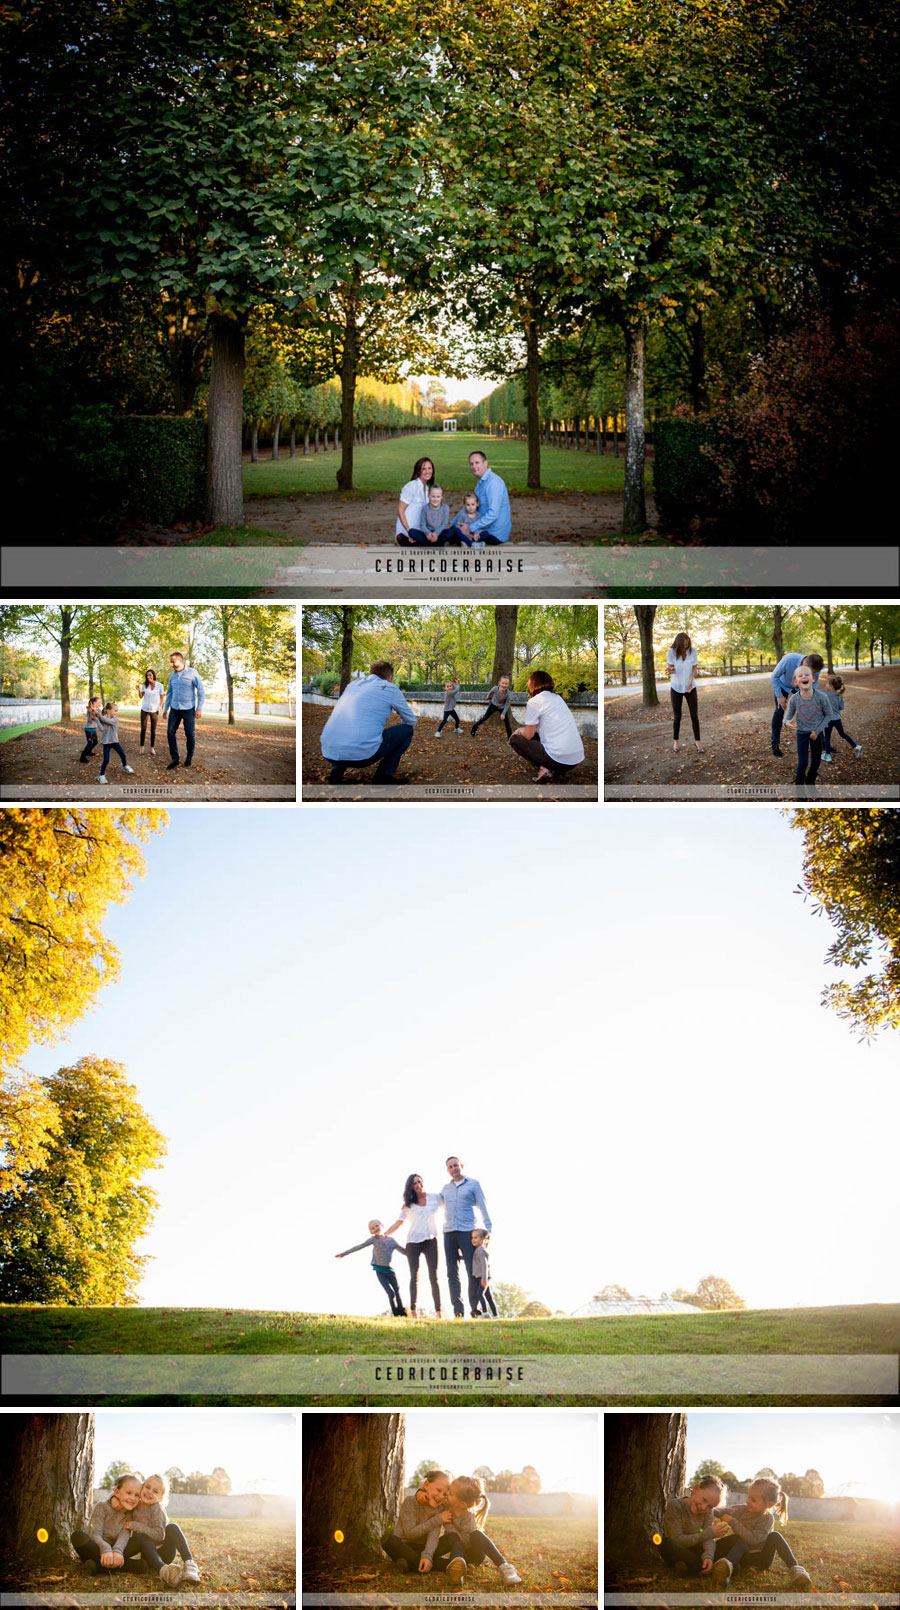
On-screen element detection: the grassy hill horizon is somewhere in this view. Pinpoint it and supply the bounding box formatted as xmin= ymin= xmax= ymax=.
xmin=2 ymin=1301 xmax=896 ymax=1408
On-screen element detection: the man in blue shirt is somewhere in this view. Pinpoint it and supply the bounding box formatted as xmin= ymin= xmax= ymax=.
xmin=164 ymin=652 xmax=205 ymax=770
xmin=446 ymin=451 xmax=512 ymax=545
xmin=320 ymin=659 xmax=418 ymax=785
xmin=771 ymin=651 xmax=824 ymax=755
xmin=440 ymin=1155 xmax=492 ymax=1319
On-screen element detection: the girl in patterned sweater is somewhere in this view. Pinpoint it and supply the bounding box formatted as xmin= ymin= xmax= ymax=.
xmin=434 ymin=1475 xmax=522 ymax=1589
xmin=715 ymin=1478 xmax=811 ymax=1591
xmin=120 ymin=1473 xmax=201 ymax=1588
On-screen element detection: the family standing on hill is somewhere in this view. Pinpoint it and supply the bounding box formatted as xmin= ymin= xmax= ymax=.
xmin=335 ymin=1156 xmax=496 ymax=1319
xmin=78 ymin=651 xmax=205 ymax=781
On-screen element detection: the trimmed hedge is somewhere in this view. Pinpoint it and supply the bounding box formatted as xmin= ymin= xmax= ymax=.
xmin=117 ymin=416 xmax=207 ymax=524
xmin=653 ymin=416 xmax=722 ymax=530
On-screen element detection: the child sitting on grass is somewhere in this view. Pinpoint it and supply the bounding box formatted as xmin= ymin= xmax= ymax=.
xmin=120 ymin=1473 xmax=201 ymax=1588
xmin=819 ymin=673 xmax=863 ymax=764
xmin=446 ymin=491 xmax=482 ymax=546
xmin=471 ymin=676 xmax=512 ymax=739
xmin=423 ymin=484 xmax=450 ymax=543
xmin=715 ymin=1478 xmax=810 ymax=1591
xmin=470 ymin=1229 xmax=496 ymax=1317
xmin=782 ymin=663 xmax=830 ymax=786
xmin=94 ymin=703 xmax=134 ymax=785
xmin=434 ymin=1475 xmax=522 ymax=1588
xmin=71 ymin=1472 xmax=141 ymax=1577
xmin=381 ymin=1469 xmax=450 ymax=1573
xmin=336 ymin=1219 xmax=409 ymax=1316
xmin=436 ymin=679 xmax=461 ymax=736
xmin=79 ymin=695 xmax=102 ymax=763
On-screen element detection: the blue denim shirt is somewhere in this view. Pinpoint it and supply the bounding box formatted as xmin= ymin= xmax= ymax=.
xmin=440 ymin=1176 xmax=492 ymax=1233
xmin=469 ymin=468 xmax=511 ymax=543
xmin=165 ymin=666 xmax=205 ymax=712
xmin=772 ymin=653 xmax=818 ymax=698
xmin=320 ymin=675 xmax=417 ymax=761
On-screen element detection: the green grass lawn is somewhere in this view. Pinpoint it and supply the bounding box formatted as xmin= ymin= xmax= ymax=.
xmin=4 ymin=1515 xmax=295 ymax=1596
xmin=609 ymin=1520 xmax=900 ymax=1597
xmin=243 ymin=429 xmax=644 ymax=498
xmin=0 ymin=719 xmax=59 ymax=742
xmin=2 ymin=1303 xmax=896 ymax=1407
xmin=305 ymin=1514 xmax=597 ymax=1597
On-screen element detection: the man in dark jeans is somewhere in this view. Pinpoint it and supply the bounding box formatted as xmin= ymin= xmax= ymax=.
xmin=320 ymin=660 xmax=418 ymax=785
xmin=164 ymin=651 xmax=205 ymax=770
xmin=440 ymin=1155 xmax=492 ymax=1319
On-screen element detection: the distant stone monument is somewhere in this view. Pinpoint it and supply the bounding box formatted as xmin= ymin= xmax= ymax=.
xmin=442 ymin=417 xmax=457 ymax=432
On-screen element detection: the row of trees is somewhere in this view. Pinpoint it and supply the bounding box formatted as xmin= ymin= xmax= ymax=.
xmin=615 ymin=605 xmax=899 ymax=701
xmin=302 ymin=605 xmax=598 ymax=698
xmin=1 ymin=811 xmax=170 ymax=1302
xmin=101 ymin=1460 xmax=232 ymax=1494
xmin=9 ymin=1 xmax=895 ymax=532
xmin=0 ymin=605 xmax=296 ymax=722
xmin=409 ymin=1457 xmax=541 ymax=1493
xmin=691 ymin=1459 xmax=825 ymax=1499
xmin=595 ymin=1278 xmax=745 ymax=1311
xmin=243 ymin=373 xmax=434 ymax=461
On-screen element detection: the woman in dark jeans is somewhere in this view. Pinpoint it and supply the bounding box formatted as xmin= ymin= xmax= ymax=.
xmin=386 ymin=1174 xmax=443 ymax=1318
xmin=138 ymin=668 xmax=163 ymax=755
xmin=666 ymin=631 xmax=703 ymax=753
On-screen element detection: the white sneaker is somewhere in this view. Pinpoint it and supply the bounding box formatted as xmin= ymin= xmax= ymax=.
xmin=180 ymin=1559 xmax=201 ymax=1584
xmin=854 ymin=744 xmax=863 ymax=756
xmin=712 ymin=1559 xmax=732 ymax=1587
xmin=96 ymin=775 xmax=108 ymax=784
xmin=159 ymin=1563 xmax=182 ymax=1587
xmin=823 ymin=751 xmax=832 ymax=762
xmin=122 ymin=765 xmax=134 ymax=773
xmin=446 ymin=1558 xmax=467 ymax=1590
xmin=789 ymin=1566 xmax=811 ymax=1591
xmin=498 ymin=1562 xmax=522 ymax=1583
xmin=435 ymin=729 xmax=443 ymax=737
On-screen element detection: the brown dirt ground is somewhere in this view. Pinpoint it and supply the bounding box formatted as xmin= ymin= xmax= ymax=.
xmin=133 ymin=490 xmax=655 ymax=545
xmin=302 ymin=700 xmax=598 ymax=800
xmin=604 ymin=664 xmax=900 ymax=797
xmin=1 ymin=714 xmax=296 ymax=796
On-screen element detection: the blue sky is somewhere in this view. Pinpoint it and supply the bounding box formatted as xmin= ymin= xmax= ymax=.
xmin=685 ymin=1412 xmax=900 ymax=1502
xmin=20 ymin=806 xmax=899 ymax=1315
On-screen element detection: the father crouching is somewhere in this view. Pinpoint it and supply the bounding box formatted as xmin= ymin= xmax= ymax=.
xmin=320 ymin=660 xmax=418 ymax=786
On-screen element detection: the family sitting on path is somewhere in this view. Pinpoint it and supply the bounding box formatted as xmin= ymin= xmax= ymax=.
xmin=395 ymin=451 xmax=511 ymax=546
xmin=320 ymin=662 xmax=585 ymax=786
xmin=656 ymin=1472 xmax=811 ymax=1592
xmin=78 ymin=651 xmax=205 ymax=781
xmin=336 ymin=1156 xmax=496 ymax=1319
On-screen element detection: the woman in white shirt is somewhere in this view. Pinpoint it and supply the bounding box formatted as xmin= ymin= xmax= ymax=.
xmin=508 ymin=670 xmax=586 ymax=785
xmin=138 ymin=668 xmax=164 ymax=755
xmin=395 ymin=457 xmax=436 ymax=545
xmin=386 ymin=1174 xmax=444 ymax=1318
xmin=665 ymin=632 xmax=703 ymax=752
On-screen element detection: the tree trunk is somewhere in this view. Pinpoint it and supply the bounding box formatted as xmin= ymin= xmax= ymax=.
xmin=822 ymin=604 xmax=833 ymax=672
xmin=250 ymin=422 xmax=259 ymax=463
xmin=304 ymin=427 xmax=310 ymax=456
xmin=302 ymin=1414 xmax=405 ymax=1562
xmin=622 ymin=320 xmax=647 ymax=533
xmin=340 ymin=606 xmax=355 ymax=694
xmin=0 ymin=1414 xmax=95 ymax=1564
xmin=772 ymin=604 xmax=784 ymax=662
xmin=854 ymin=621 xmax=860 ymax=670
xmin=220 ymin=609 xmax=235 ymax=725
xmin=491 ymin=606 xmax=518 ymax=684
xmin=337 ymin=286 xmax=360 ymax=492
xmin=524 ymin=311 xmax=542 ymax=490
xmin=289 ymin=424 xmax=296 ymax=458
xmin=206 ymin=314 xmax=245 ymax=527
xmin=688 ymin=312 xmax=708 ymax=415
xmin=620 ymin=650 xmax=627 ymax=686
xmin=635 ymin=605 xmax=658 ymax=707
xmin=613 ymin=412 xmax=620 ymax=457
xmin=59 ymin=607 xmax=73 ymax=721
xmin=605 ymin=1414 xmax=686 ymax=1571
xmin=272 ymin=417 xmax=281 ymax=460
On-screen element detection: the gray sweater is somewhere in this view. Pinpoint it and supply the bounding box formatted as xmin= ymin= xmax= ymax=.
xmin=663 ymin=1496 xmax=719 ymax=1562
xmin=95 ymin=710 xmax=121 ymax=744
xmin=487 ymin=685 xmax=511 ymax=716
xmin=822 ymin=689 xmax=845 ymax=718
xmin=85 ymin=1499 xmax=131 ymax=1554
xmin=443 ymin=682 xmax=461 ymax=712
xmin=394 ymin=1493 xmax=445 ymax=1561
xmin=784 ymin=688 xmax=830 ymax=735
xmin=128 ymin=1500 xmax=167 ymax=1545
xmin=424 ymin=504 xmax=450 ymax=535
xmin=713 ymin=1503 xmax=775 ymax=1551
xmin=472 ymin=1244 xmax=490 ymax=1283
xmin=339 ymin=1233 xmax=406 ymax=1269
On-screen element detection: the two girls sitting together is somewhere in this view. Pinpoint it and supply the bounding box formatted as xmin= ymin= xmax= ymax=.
xmin=382 ymin=1469 xmax=521 ymax=1590
xmin=657 ymin=1473 xmax=811 ymax=1591
xmin=71 ymin=1470 xmax=201 ymax=1588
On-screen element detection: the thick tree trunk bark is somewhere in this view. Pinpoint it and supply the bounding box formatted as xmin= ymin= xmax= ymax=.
xmin=337 ymin=286 xmax=360 ymax=492
xmin=340 ymin=606 xmax=355 ymax=693
xmin=623 ymin=321 xmax=647 ymax=533
xmin=206 ymin=314 xmax=245 ymax=527
xmin=635 ymin=605 xmax=658 ymax=707
xmin=772 ymin=604 xmax=784 ymax=663
xmin=491 ymin=606 xmax=518 ymax=684
xmin=0 ymin=1414 xmax=95 ymax=1564
xmin=824 ymin=605 xmax=833 ymax=671
xmin=59 ymin=607 xmax=73 ymax=721
xmin=302 ymin=1415 xmax=405 ymax=1561
xmin=605 ymin=1414 xmax=686 ymax=1570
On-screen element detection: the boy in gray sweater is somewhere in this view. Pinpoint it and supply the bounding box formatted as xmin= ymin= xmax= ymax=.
xmin=471 ymin=676 xmax=513 ymax=739
xmin=436 ymin=680 xmax=461 ymax=736
xmin=782 ymin=663 xmax=830 ymax=785
xmin=336 ymin=1218 xmax=408 ymax=1316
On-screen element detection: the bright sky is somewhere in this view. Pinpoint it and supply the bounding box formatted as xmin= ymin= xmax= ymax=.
xmin=685 ymin=1413 xmax=900 ymax=1504
xmin=403 ymin=1410 xmax=597 ymax=1496
xmin=91 ymin=1411 xmax=296 ymax=1495
xmin=411 ymin=374 xmax=496 ymax=407
xmin=18 ymin=807 xmax=899 ymax=1314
